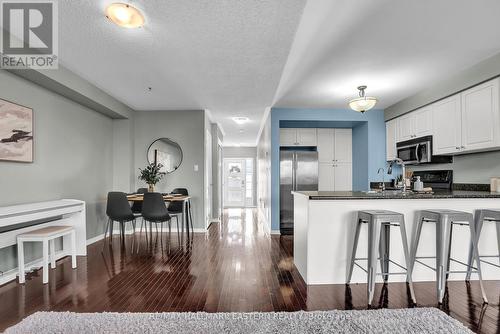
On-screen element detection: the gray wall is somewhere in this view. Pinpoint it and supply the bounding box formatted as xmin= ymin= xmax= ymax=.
xmin=222 ymin=146 xmax=258 ymax=207
xmin=211 ymin=124 xmax=223 ymax=220
xmin=256 ymin=114 xmax=272 ymax=232
xmin=133 ymin=110 xmax=206 ymax=229
xmin=0 ymin=70 xmax=113 ymax=272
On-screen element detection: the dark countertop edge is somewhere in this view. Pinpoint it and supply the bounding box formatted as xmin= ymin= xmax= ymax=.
xmin=293 ymin=191 xmax=500 ymax=200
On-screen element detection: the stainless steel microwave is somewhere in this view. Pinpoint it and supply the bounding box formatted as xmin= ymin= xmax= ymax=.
xmin=396 ymin=136 xmax=452 ymax=165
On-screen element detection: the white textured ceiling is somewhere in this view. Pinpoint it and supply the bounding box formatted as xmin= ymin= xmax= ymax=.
xmin=57 ymin=1 xmax=500 ymax=146
xmin=57 ymin=0 xmax=307 ymax=146
xmin=274 ymin=0 xmax=500 ymax=109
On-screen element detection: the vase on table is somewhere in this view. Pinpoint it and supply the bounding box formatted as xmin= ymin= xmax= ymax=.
xmin=148 ymin=184 xmax=155 ymax=192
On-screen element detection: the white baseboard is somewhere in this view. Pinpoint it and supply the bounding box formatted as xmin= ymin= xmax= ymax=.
xmin=270 ymin=229 xmax=281 ymax=235
xmin=0 ymin=250 xmax=70 ymax=286
xmin=85 ymin=227 xmax=208 ymax=246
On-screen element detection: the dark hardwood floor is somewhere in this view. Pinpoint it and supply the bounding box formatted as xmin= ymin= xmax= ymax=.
xmin=0 ymin=208 xmax=498 ymax=333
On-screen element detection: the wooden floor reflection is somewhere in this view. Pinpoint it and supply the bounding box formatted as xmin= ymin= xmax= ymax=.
xmin=0 ymin=208 xmax=498 ymax=333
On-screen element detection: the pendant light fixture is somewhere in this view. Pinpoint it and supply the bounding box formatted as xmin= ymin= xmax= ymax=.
xmin=348 ymin=86 xmax=377 ymax=113
xmin=105 ymin=3 xmax=145 ymax=28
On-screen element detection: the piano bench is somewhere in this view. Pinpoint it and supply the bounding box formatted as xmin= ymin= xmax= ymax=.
xmin=17 ymin=226 xmax=77 ymax=284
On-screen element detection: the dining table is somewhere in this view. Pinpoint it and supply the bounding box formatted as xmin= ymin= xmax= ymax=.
xmin=126 ymin=193 xmax=193 ymax=239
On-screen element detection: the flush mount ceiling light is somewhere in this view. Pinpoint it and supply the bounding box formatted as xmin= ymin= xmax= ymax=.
xmin=232 ymin=117 xmax=249 ymax=125
xmin=105 ymin=3 xmax=145 ymax=28
xmin=348 ymin=85 xmax=378 ymax=113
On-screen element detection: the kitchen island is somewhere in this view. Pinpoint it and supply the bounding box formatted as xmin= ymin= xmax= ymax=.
xmin=292 ymin=190 xmax=500 ymax=285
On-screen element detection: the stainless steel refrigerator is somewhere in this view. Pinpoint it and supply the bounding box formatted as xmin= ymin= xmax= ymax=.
xmin=280 ymin=150 xmax=318 ymax=235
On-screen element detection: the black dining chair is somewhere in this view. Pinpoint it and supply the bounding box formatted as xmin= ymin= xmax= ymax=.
xmin=131 ymin=188 xmax=148 ymax=216
xmin=169 ymin=188 xmax=194 ymax=235
xmin=104 ymin=192 xmax=137 ymax=250
xmin=141 ymin=192 xmax=172 ymax=247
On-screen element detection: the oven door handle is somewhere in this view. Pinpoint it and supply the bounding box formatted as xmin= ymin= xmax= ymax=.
xmin=415 ymin=143 xmax=421 ymax=162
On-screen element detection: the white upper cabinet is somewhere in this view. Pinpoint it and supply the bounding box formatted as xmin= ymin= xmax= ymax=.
xmin=389 ymin=78 xmax=500 ymax=157
xmin=397 ymin=107 xmax=433 ymax=142
xmin=334 ymin=129 xmax=352 ymax=163
xmin=296 ymin=128 xmax=317 ymax=146
xmin=280 ymin=128 xmax=317 ymax=146
xmin=460 ymin=78 xmax=500 ymax=152
xmin=280 ymin=128 xmax=296 ymax=146
xmin=397 ymin=113 xmax=415 ymax=141
xmin=317 ymin=129 xmax=335 ymax=163
xmin=386 ymin=119 xmax=397 ymax=161
xmin=432 ymin=95 xmax=462 ymax=155
xmin=414 ymin=106 xmax=433 ymax=137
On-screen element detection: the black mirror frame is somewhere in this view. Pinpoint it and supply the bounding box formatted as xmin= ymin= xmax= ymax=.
xmin=146 ymin=138 xmax=183 ymax=174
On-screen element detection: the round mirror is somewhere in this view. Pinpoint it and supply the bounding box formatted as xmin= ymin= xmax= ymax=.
xmin=147 ymin=138 xmax=183 ymax=174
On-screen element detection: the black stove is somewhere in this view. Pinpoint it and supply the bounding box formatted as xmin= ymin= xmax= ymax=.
xmin=412 ymin=170 xmax=453 ymax=190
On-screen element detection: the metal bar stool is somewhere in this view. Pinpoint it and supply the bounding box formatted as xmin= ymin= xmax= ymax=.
xmin=346 ymin=210 xmax=416 ymax=306
xmin=409 ymin=209 xmax=487 ymax=304
xmin=466 ymin=209 xmax=500 ymax=281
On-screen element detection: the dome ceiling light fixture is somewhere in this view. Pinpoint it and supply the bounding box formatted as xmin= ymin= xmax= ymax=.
xmin=105 ymin=3 xmax=145 ymax=28
xmin=348 ymin=85 xmax=378 ymax=113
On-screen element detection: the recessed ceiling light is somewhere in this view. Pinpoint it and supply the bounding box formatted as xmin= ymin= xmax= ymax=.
xmin=105 ymin=3 xmax=145 ymax=28
xmin=232 ymin=117 xmax=249 ymax=125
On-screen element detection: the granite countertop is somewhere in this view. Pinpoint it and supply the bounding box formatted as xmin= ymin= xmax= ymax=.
xmin=293 ymin=190 xmax=500 ymax=200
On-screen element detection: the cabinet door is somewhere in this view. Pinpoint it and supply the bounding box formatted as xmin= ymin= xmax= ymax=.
xmin=461 ymin=78 xmax=500 ymax=152
xmin=386 ymin=119 xmax=397 ymax=161
xmin=296 ymin=128 xmax=317 ymax=146
xmin=334 ymin=163 xmax=352 ymax=191
xmin=398 ymin=113 xmax=415 ymax=141
xmin=317 ymin=129 xmax=334 ymax=163
xmin=318 ymin=163 xmax=334 ymax=191
xmin=279 ymin=128 xmax=296 ymax=146
xmin=414 ymin=106 xmax=433 ymax=137
xmin=334 ymin=129 xmax=352 ymax=163
xmin=432 ymin=95 xmax=461 ymax=155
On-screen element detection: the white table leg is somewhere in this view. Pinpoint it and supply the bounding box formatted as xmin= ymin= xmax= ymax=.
xmin=42 ymin=239 xmax=49 ymax=284
xmin=49 ymin=239 xmax=56 ymax=269
xmin=70 ymin=230 xmax=77 ymax=269
xmin=17 ymin=240 xmax=25 ymax=284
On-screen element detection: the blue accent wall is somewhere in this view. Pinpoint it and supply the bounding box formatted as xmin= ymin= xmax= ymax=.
xmin=271 ymin=108 xmax=388 ymax=231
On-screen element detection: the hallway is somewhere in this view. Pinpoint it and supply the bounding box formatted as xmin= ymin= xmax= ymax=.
xmin=0 ymin=209 xmax=498 ymax=333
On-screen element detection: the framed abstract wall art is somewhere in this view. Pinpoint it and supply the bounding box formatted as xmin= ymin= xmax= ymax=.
xmin=0 ymin=98 xmax=33 ymax=162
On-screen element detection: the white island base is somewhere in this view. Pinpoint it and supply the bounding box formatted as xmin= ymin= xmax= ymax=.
xmin=293 ymin=192 xmax=500 ymax=285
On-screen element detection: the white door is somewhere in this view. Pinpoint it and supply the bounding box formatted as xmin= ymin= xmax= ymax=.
xmin=334 ymin=129 xmax=352 ymax=163
xmin=296 ymin=128 xmax=317 ymax=146
xmin=414 ymin=106 xmax=433 ymax=138
xmin=318 ymin=163 xmax=334 ymax=191
xmin=317 ymin=129 xmax=334 ymax=163
xmin=461 ymin=78 xmax=500 ymax=152
xmin=223 ymin=158 xmax=246 ymax=207
xmin=280 ymin=128 xmax=296 ymax=146
xmin=334 ymin=163 xmax=352 ymax=191
xmin=398 ymin=113 xmax=415 ymax=141
xmin=205 ymin=129 xmax=212 ymax=227
xmin=433 ymin=95 xmax=462 ymax=155
xmin=386 ymin=119 xmax=397 ymax=161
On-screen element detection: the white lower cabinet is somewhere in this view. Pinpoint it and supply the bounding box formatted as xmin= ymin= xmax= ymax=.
xmin=318 ymin=162 xmax=352 ymax=191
